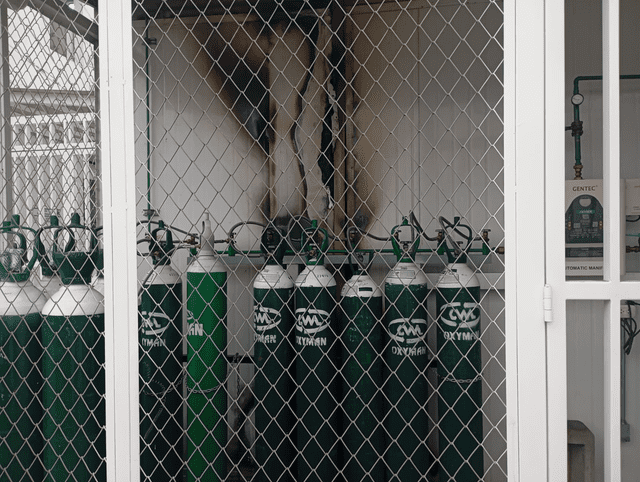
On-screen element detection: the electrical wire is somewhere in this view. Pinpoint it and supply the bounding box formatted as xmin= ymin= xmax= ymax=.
xmin=135 ymin=219 xmax=199 ymax=238
xmin=622 ymin=301 xmax=640 ymax=355
xmin=286 ymin=215 xmax=311 ymax=244
xmin=346 ymin=226 xmax=367 ymax=273
xmin=346 ymin=224 xmax=393 ymax=242
xmin=438 ymin=216 xmax=473 ymax=256
xmin=410 ymin=211 xmax=439 ymax=241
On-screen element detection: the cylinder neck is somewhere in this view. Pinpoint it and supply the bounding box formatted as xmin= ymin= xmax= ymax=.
xmin=54 ymin=251 xmax=94 ymax=285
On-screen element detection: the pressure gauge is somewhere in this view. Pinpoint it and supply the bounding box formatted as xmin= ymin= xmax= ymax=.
xmin=571 ymin=93 xmax=584 ymax=106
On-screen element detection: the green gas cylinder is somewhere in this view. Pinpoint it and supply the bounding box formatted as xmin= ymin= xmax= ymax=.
xmin=435 ymin=217 xmax=483 ymax=482
xmin=383 ymin=218 xmax=431 ymax=482
xmin=186 ymin=214 xmax=227 ymax=482
xmin=340 ymin=266 xmax=384 ymax=482
xmin=139 ymin=221 xmax=183 ymax=482
xmin=253 ymin=225 xmax=295 ymax=481
xmin=0 ymin=215 xmax=47 ymax=481
xmin=41 ymin=214 xmax=105 ymax=481
xmin=294 ymin=222 xmax=338 ymax=482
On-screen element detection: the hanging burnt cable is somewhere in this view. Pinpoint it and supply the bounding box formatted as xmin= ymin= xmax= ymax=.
xmin=623 ymin=301 xmax=640 ymax=355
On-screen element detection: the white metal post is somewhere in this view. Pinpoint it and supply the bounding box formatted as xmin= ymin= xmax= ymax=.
xmin=546 ymin=1 xmax=625 ymax=480
xmin=503 ymin=2 xmax=518 ymax=479
xmin=99 ymin=1 xmax=140 ymax=481
xmin=0 ymin=6 xmax=12 ymax=222
xmin=505 ymin=1 xmax=548 ymax=480
xmin=602 ymin=0 xmax=621 ymax=479
xmin=544 ymin=0 xmax=568 ymax=479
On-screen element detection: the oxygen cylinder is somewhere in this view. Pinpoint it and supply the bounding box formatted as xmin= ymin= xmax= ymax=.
xmin=294 ymin=222 xmax=338 ymax=482
xmin=41 ymin=214 xmax=105 ymax=481
xmin=139 ymin=221 xmax=183 ymax=482
xmin=340 ymin=257 xmax=384 ymax=482
xmin=383 ymin=218 xmax=431 ymax=482
xmin=186 ymin=214 xmax=227 ymax=482
xmin=253 ymin=225 xmax=295 ymax=481
xmin=435 ymin=217 xmax=483 ymax=482
xmin=0 ymin=215 xmax=47 ymax=481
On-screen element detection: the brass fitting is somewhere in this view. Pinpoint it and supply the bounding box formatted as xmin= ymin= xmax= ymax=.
xmin=573 ymin=164 xmax=583 ymax=180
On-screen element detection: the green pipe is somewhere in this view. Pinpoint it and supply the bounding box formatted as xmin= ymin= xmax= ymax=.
xmin=221 ymin=247 xmax=493 ymax=257
xmin=573 ymin=74 xmax=640 ymax=95
xmin=571 ymin=74 xmax=640 ymax=171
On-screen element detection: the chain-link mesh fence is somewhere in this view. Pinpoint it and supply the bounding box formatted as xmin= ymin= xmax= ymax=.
xmin=0 ymin=1 xmax=102 ymax=481
xmin=0 ymin=0 xmax=504 ymax=481
xmin=132 ymin=1 xmax=505 ymax=481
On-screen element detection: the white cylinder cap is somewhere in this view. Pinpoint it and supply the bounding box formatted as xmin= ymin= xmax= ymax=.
xmin=200 ymin=212 xmax=216 ymax=256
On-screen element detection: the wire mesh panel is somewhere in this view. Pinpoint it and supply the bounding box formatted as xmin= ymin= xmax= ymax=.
xmin=0 ymin=0 xmax=505 ymax=480
xmin=0 ymin=2 xmax=102 ymax=481
xmin=130 ymin=1 xmax=505 ymax=481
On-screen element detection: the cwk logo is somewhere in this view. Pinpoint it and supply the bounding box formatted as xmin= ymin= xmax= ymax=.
xmin=254 ymin=305 xmax=281 ymax=332
xmin=140 ymin=311 xmax=170 ymax=337
xmin=439 ymin=302 xmax=479 ymax=329
xmin=388 ymin=318 xmax=427 ymax=344
xmin=295 ymin=308 xmax=330 ymax=334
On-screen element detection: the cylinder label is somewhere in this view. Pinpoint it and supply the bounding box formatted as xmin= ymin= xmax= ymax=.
xmin=387 ymin=318 xmax=427 ymax=344
xmin=254 ymin=305 xmax=282 ymax=344
xmin=140 ymin=311 xmax=170 ymax=347
xmin=439 ymin=302 xmax=480 ymax=330
xmin=295 ymin=308 xmax=330 ymax=335
xmin=295 ymin=308 xmax=330 ymax=346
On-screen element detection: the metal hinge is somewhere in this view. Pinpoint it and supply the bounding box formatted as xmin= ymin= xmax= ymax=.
xmin=543 ymin=284 xmax=553 ymax=323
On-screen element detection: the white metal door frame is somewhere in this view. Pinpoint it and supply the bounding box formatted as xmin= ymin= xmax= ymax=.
xmin=504 ymin=0 xmax=552 ymax=480
xmin=546 ymin=1 xmax=629 ymax=481
xmin=96 ymin=1 xmax=548 ymax=481
xmin=99 ymin=1 xmax=141 ymax=481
